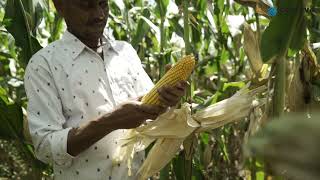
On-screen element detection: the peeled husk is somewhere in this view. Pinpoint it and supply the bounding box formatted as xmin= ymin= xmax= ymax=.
xmin=113 ymin=85 xmax=266 ymax=179
xmin=243 ymin=22 xmax=269 ymax=83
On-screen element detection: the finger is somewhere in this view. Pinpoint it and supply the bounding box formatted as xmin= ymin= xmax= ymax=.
xmin=127 ymin=95 xmax=143 ymax=102
xmin=158 ymin=93 xmax=177 ymax=106
xmin=162 ymin=86 xmax=185 ymax=97
xmin=137 ymin=95 xmax=145 ymax=101
xmin=176 ymin=80 xmax=189 ymax=89
xmin=158 ymin=106 xmax=167 ymax=114
xmin=148 ymin=114 xmax=160 ymax=120
xmin=146 ymin=106 xmax=168 ymax=120
xmin=165 ymin=64 xmax=172 ymax=73
xmin=158 ymin=87 xmax=178 ymax=101
xmin=139 ymin=104 xmax=167 ymax=115
xmin=160 ymin=86 xmax=185 ymax=100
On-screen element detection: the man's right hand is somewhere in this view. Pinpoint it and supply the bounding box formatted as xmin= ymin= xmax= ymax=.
xmin=106 ymin=101 xmax=167 ymax=129
xmin=67 ymin=100 xmax=166 ymax=156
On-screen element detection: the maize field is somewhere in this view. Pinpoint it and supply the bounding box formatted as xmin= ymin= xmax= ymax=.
xmin=1 ymin=0 xmax=320 ymax=179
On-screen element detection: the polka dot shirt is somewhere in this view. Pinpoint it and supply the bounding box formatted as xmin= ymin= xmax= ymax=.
xmin=23 ymin=30 xmax=154 ymax=180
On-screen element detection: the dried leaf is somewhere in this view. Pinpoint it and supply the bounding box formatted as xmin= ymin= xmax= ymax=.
xmin=243 ymin=23 xmax=263 ymax=74
xmin=113 ymin=85 xmax=266 ymax=179
xmin=287 ymin=58 xmax=306 ymax=112
xmin=137 ymin=138 xmax=184 ymax=180
xmin=234 ymin=0 xmax=271 ymax=17
xmin=203 ymin=144 xmax=213 ymax=168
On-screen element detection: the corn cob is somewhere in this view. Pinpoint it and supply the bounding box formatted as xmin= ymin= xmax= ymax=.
xmin=141 ymin=55 xmax=196 ymax=105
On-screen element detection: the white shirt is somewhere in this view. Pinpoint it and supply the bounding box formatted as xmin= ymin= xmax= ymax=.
xmin=23 ymin=30 xmax=154 ymax=180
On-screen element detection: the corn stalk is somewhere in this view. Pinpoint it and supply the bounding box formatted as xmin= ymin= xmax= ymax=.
xmin=157 ymin=0 xmax=169 ymax=79
xmin=182 ymin=1 xmax=195 ymax=180
xmin=272 ymin=4 xmax=301 ymax=118
xmin=157 ymin=1 xmax=170 ymax=178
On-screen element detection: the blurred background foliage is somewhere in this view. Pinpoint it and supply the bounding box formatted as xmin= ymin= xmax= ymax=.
xmin=0 ymin=0 xmax=320 ymax=179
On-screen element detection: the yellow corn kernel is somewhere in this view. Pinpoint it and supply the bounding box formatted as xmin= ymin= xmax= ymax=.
xmin=141 ymin=55 xmax=195 ymax=105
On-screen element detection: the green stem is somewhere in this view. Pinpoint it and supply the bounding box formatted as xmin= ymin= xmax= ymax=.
xmin=183 ymin=0 xmax=191 ymax=55
xmin=183 ymin=134 xmax=195 ymax=180
xmin=183 ymin=0 xmax=192 ymax=103
xmin=273 ymin=53 xmax=286 ymax=117
xmin=159 ymin=16 xmax=166 ymax=79
xmin=251 ymin=157 xmax=257 ymax=180
xmin=160 ymin=17 xmax=166 ymax=52
xmin=272 ymin=7 xmax=301 ymax=118
xmin=182 ymin=2 xmax=194 ymax=179
xmin=160 ymin=164 xmax=170 ymax=180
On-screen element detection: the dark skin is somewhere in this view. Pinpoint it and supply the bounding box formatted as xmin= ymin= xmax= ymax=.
xmin=53 ymin=0 xmax=188 ymax=156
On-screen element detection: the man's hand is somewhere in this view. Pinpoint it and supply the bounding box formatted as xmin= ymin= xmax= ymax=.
xmin=156 ymin=64 xmax=189 ymax=107
xmin=67 ymin=100 xmax=166 ymax=156
xmin=157 ymin=80 xmax=189 ymax=107
xmin=109 ymin=101 xmax=167 ymax=129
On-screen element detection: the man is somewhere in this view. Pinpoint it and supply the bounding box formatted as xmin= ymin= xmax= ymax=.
xmin=23 ymin=0 xmax=187 ymax=179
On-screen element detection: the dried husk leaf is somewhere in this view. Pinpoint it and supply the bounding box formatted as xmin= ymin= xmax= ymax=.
xmin=112 ymin=85 xmax=266 ymax=179
xmin=287 ymin=57 xmax=307 ymax=112
xmin=203 ymin=144 xmax=213 ymax=168
xmin=137 ymin=138 xmax=184 ymax=180
xmin=234 ymin=0 xmax=271 ymax=17
xmin=243 ymin=23 xmax=263 ymax=74
xmin=243 ymin=23 xmax=269 ymax=83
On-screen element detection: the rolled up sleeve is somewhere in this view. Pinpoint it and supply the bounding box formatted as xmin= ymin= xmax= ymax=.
xmin=24 ymin=55 xmax=75 ymax=167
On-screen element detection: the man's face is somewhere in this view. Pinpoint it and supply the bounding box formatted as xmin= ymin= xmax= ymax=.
xmin=59 ymin=0 xmax=109 ymax=41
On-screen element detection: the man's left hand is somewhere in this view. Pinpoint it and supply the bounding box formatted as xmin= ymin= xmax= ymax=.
xmin=157 ymin=80 xmax=189 ymax=107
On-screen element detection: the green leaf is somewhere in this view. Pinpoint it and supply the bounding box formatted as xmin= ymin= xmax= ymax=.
xmin=140 ymin=16 xmax=161 ymax=44
xmin=4 ymin=0 xmax=42 ymax=68
xmin=200 ymin=132 xmax=209 ymax=145
xmin=131 ymin=8 xmax=151 ymax=48
xmin=155 ymin=0 xmax=170 ymax=18
xmin=169 ymin=16 xmax=184 ymax=38
xmin=0 ymin=87 xmax=9 ymax=103
xmin=160 ymin=164 xmax=170 ymax=180
xmin=0 ymin=99 xmax=24 ymax=140
xmin=173 ymin=153 xmax=186 ymax=180
xmin=260 ymin=0 xmax=306 ymax=63
xmin=220 ymin=47 xmax=229 ymax=64
xmin=222 ymin=81 xmax=245 ymax=91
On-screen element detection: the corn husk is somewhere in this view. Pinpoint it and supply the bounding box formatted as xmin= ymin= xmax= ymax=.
xmin=243 ymin=23 xmax=269 ymax=82
xmin=112 ymin=105 xmax=198 ymax=175
xmin=137 ymin=138 xmax=184 ymax=180
xmin=112 ymin=85 xmax=266 ymax=179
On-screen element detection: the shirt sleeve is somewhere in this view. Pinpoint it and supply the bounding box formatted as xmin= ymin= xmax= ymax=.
xmin=24 ymin=54 xmax=75 ymax=167
xmin=124 ymin=42 xmax=154 ymax=97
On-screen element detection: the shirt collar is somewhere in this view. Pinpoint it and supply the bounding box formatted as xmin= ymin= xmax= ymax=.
xmin=61 ymin=30 xmax=118 ymax=61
